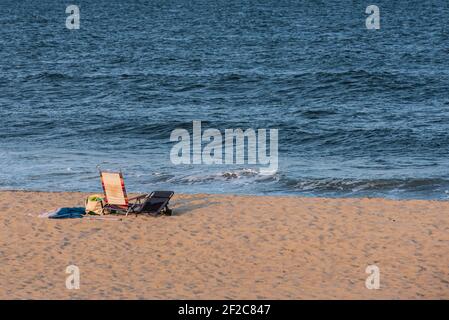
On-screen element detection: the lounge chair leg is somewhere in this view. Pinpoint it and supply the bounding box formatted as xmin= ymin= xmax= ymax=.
xmin=164 ymin=205 xmax=172 ymax=216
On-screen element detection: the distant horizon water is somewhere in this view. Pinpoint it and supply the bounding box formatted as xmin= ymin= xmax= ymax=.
xmin=1 ymin=1 xmax=449 ymax=200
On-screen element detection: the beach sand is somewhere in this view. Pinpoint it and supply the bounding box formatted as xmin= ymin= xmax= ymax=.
xmin=0 ymin=190 xmax=448 ymax=299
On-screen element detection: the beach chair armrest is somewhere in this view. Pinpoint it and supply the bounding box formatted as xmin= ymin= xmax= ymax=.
xmin=129 ymin=194 xmax=150 ymax=201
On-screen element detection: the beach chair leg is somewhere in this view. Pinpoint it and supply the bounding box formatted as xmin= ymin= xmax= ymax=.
xmin=126 ymin=203 xmax=139 ymax=217
xmin=164 ymin=205 xmax=172 ymax=216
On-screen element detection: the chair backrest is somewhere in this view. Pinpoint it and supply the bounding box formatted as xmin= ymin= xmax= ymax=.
xmin=141 ymin=191 xmax=174 ymax=213
xmin=99 ymin=171 xmax=129 ymax=207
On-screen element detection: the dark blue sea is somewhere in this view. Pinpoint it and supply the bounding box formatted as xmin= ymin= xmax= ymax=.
xmin=1 ymin=0 xmax=449 ymax=199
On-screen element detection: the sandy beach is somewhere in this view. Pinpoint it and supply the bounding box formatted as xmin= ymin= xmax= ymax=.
xmin=0 ymin=190 xmax=448 ymax=299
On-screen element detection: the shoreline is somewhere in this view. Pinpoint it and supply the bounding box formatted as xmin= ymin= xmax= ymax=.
xmin=1 ymin=188 xmax=448 ymax=203
xmin=1 ymin=190 xmax=448 ymax=299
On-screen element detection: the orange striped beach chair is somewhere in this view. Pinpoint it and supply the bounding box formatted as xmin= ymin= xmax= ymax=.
xmin=99 ymin=169 xmax=174 ymax=216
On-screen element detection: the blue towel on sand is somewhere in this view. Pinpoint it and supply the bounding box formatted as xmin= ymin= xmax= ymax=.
xmin=40 ymin=207 xmax=85 ymax=219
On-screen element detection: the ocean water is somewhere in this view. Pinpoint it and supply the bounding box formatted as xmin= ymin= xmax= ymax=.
xmin=1 ymin=0 xmax=449 ymax=199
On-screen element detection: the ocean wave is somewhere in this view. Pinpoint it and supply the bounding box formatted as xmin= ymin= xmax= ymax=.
xmin=23 ymin=72 xmax=73 ymax=81
xmin=168 ymin=168 xmax=279 ymax=184
xmin=280 ymin=177 xmax=449 ymax=196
